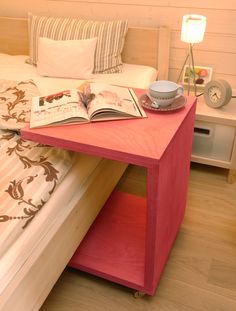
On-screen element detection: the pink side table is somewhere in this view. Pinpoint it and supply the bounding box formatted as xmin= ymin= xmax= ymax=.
xmin=21 ymin=90 xmax=196 ymax=295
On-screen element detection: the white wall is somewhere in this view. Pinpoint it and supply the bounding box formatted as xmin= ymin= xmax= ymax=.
xmin=1 ymin=0 xmax=236 ymax=88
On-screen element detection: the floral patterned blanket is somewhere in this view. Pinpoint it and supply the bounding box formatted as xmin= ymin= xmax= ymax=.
xmin=0 ymin=80 xmax=76 ymax=257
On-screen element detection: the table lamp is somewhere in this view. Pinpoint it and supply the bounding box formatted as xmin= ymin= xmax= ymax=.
xmin=178 ymin=14 xmax=206 ymax=95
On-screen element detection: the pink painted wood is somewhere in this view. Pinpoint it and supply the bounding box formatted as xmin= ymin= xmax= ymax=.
xmin=21 ymin=90 xmax=197 ymax=295
xmin=69 ymin=191 xmax=147 ymax=292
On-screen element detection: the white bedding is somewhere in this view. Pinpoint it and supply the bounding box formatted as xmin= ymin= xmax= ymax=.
xmin=0 ymin=153 xmax=101 ymax=296
xmin=0 ymin=53 xmax=157 ymax=95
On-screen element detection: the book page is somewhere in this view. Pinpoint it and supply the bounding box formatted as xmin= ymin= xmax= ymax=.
xmin=30 ymin=90 xmax=89 ymax=128
xmin=86 ymin=83 xmax=146 ymax=120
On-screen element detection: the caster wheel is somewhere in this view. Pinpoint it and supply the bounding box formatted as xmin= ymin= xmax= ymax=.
xmin=134 ymin=290 xmax=146 ymax=298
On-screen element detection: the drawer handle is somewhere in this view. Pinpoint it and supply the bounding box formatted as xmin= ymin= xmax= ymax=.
xmin=194 ymin=127 xmax=211 ymax=136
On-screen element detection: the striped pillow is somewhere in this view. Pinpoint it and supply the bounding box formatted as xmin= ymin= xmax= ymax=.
xmin=28 ymin=15 xmax=128 ymax=74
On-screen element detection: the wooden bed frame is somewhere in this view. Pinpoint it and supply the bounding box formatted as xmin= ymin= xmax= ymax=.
xmin=0 ymin=16 xmax=170 ymax=80
xmin=0 ymin=16 xmax=170 ymax=310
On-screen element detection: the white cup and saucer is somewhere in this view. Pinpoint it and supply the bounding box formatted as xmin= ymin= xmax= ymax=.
xmin=147 ymin=80 xmax=184 ymax=109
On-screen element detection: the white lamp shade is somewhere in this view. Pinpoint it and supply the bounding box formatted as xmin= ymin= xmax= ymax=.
xmin=181 ymin=14 xmax=206 ymax=43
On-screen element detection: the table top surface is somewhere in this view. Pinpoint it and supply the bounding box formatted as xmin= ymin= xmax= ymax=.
xmin=21 ymin=90 xmax=196 ymax=167
xmin=195 ymin=92 xmax=236 ymax=125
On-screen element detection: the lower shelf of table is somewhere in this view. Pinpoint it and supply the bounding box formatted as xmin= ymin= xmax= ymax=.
xmin=68 ymin=190 xmax=147 ymax=292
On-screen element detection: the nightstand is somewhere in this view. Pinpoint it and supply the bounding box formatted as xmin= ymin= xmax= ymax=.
xmin=192 ymin=92 xmax=236 ymax=183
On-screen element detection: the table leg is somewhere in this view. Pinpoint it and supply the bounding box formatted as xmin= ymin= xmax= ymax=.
xmin=227 ymin=169 xmax=236 ymax=184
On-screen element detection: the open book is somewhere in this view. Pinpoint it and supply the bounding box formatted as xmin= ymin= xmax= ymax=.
xmin=29 ymin=82 xmax=146 ymax=128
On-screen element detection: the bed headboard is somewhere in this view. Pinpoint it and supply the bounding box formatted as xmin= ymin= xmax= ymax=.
xmin=0 ymin=16 xmax=170 ymax=80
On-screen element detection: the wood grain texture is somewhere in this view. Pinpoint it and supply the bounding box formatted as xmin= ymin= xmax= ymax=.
xmin=0 ymin=17 xmax=28 ymax=55
xmin=1 ymin=0 xmax=236 ymax=87
xmin=0 ymin=17 xmax=170 ymax=79
xmin=21 ymin=94 xmax=197 ymax=296
xmin=40 ymin=162 xmax=236 ymax=311
xmin=227 ymin=169 xmax=236 ymax=184
xmin=21 ymin=93 xmax=196 ymax=167
xmin=69 ymin=191 xmax=147 ymax=291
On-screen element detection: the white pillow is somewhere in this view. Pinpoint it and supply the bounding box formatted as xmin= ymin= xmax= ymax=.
xmin=37 ymin=37 xmax=97 ymax=79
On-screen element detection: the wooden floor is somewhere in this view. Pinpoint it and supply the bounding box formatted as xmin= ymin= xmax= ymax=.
xmin=41 ymin=163 xmax=236 ymax=311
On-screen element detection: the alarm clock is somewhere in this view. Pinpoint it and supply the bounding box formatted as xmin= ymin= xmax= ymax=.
xmin=203 ymin=79 xmax=232 ymax=108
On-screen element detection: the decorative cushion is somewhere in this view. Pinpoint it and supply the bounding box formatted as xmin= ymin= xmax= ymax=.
xmin=0 ymin=79 xmax=40 ymax=130
xmin=28 ymin=14 xmax=128 ymax=74
xmin=37 ymin=37 xmax=97 ymax=79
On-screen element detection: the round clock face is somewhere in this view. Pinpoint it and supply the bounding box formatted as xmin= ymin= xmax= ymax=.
xmin=204 ymin=79 xmax=232 ymax=108
xmin=208 ymin=86 xmax=222 ymax=104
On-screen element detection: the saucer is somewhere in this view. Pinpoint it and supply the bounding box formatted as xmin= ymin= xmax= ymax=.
xmin=139 ymin=93 xmax=187 ymax=112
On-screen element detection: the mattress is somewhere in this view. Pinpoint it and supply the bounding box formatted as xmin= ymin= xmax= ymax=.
xmin=0 ymin=53 xmax=156 ymax=310
xmin=0 ymin=53 xmax=157 ymax=94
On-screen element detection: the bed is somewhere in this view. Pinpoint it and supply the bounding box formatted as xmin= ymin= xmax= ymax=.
xmin=0 ymin=16 xmax=170 ymax=310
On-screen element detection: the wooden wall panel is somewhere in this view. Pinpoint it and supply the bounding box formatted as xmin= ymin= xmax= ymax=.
xmin=1 ymin=0 xmax=236 ymax=88
xmin=48 ymin=0 xmax=236 ymax=10
xmin=168 ymin=0 xmax=236 ymax=10
xmin=170 ymin=49 xmax=236 ymax=75
xmin=171 ymin=31 xmax=236 ymax=54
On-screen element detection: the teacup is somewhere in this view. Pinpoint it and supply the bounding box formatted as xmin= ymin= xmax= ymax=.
xmin=149 ymin=80 xmax=184 ymax=98
xmin=148 ymin=80 xmax=184 ymax=107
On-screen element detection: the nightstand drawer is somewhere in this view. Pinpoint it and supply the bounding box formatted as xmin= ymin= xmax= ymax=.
xmin=192 ymin=121 xmax=235 ymax=161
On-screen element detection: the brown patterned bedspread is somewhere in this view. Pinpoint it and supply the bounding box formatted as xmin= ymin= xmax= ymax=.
xmin=0 ymin=80 xmax=76 ymax=257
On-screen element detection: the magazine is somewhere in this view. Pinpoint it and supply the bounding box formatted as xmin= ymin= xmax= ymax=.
xmin=29 ymin=82 xmax=146 ymax=128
